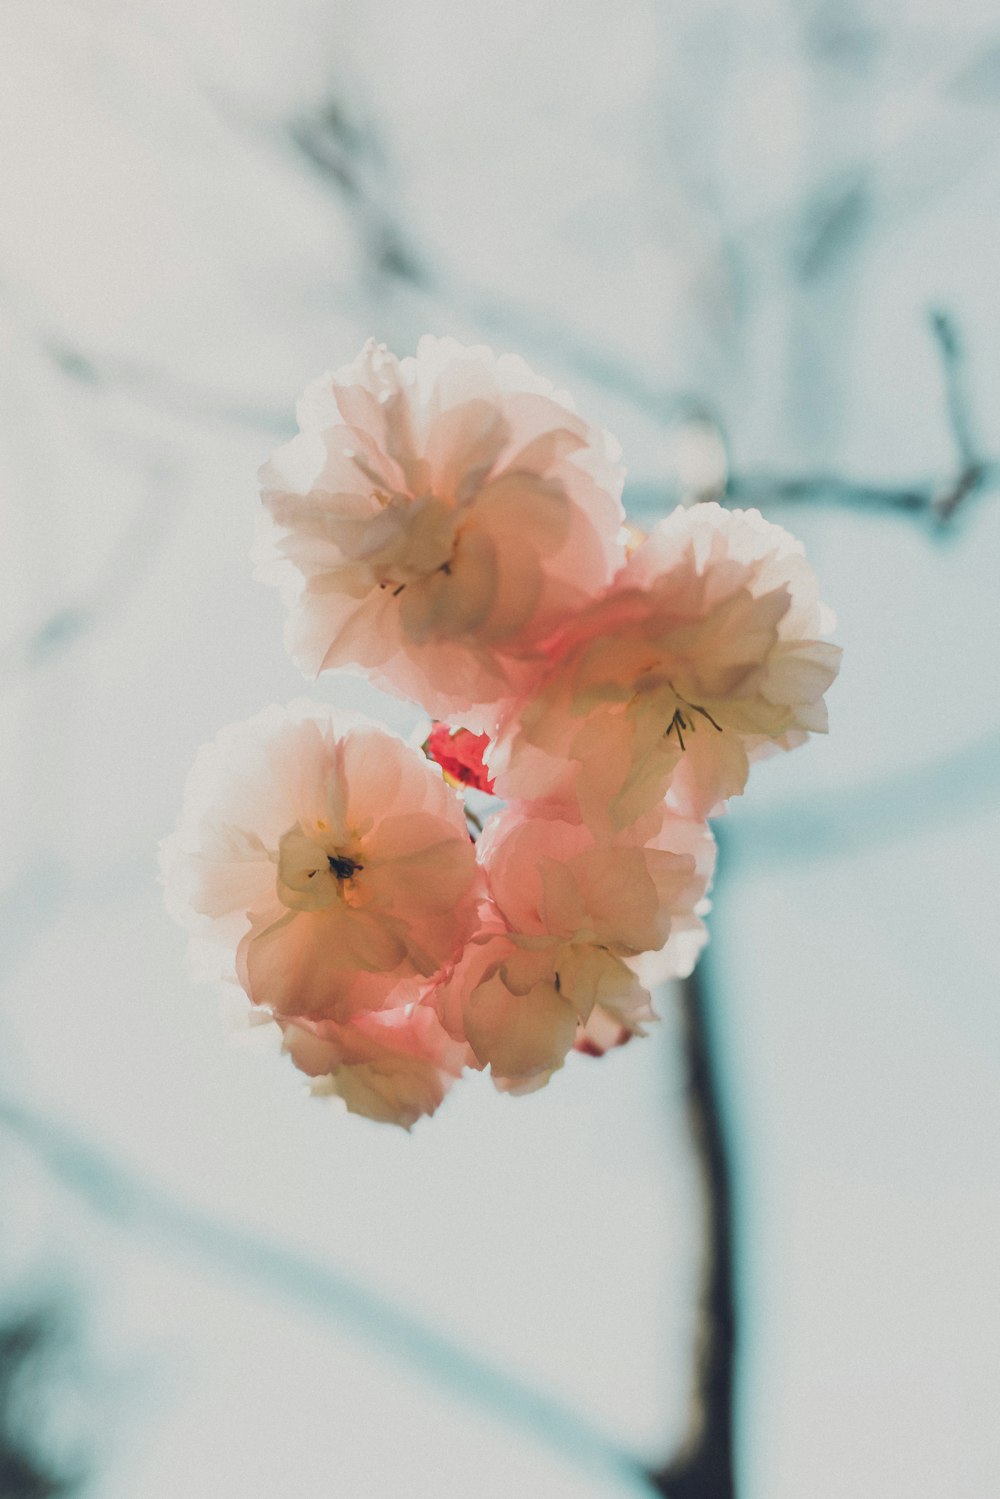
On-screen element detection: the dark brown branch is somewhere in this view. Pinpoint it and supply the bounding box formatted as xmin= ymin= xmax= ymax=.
xmin=648 ymin=959 xmax=737 ymax=1499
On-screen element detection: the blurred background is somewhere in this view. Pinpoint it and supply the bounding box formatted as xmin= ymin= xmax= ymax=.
xmin=2 ymin=1 xmax=999 ymax=1495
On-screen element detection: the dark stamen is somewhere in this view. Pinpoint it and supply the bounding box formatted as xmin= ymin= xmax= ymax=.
xmin=665 ymin=686 xmax=724 ymax=748
xmin=685 ymin=700 xmax=724 ymax=733
xmin=328 ymin=853 xmax=361 ymax=881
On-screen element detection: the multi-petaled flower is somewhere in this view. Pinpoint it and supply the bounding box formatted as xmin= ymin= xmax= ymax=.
xmin=256 ymin=337 xmax=626 ymax=724
xmin=278 ymin=1007 xmax=472 ymax=1131
xmin=427 ymin=804 xmax=715 ymax=1090
xmin=488 ymin=502 xmax=842 ymax=825
xmin=163 ymin=332 xmax=844 ymax=1129
xmin=160 ymin=701 xmax=481 ymax=1023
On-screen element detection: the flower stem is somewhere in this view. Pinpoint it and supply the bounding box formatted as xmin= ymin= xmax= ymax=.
xmin=649 ymin=958 xmax=737 ymax=1499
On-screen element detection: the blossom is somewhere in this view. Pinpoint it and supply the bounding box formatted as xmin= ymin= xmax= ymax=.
xmin=427 ymin=804 xmax=715 ymax=1089
xmin=256 ymin=337 xmax=625 ymax=724
xmin=160 ymin=702 xmax=481 ymax=1021
xmin=278 ymin=1007 xmax=472 ymax=1130
xmin=488 ymin=502 xmax=842 ymax=825
xmin=423 ymin=723 xmax=495 ymax=793
xmin=164 ymin=331 xmax=845 ymax=1129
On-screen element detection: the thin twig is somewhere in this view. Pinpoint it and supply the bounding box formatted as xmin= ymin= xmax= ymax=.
xmin=927 ymin=308 xmax=988 ymax=523
xmin=625 ymin=461 xmax=999 ymax=524
xmin=628 ymin=310 xmax=996 ymax=530
xmin=929 ymin=308 xmax=977 ymax=470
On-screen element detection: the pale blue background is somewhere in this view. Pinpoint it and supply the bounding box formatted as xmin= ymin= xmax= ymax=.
xmin=1 ymin=2 xmax=999 ymax=1495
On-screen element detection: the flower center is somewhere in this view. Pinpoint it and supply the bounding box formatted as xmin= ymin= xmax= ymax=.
xmin=664 ymin=690 xmax=723 ymax=751
xmin=371 ymin=493 xmax=460 ymax=595
xmin=276 ymin=825 xmax=364 ymax=911
xmin=327 ymin=852 xmax=362 ymax=881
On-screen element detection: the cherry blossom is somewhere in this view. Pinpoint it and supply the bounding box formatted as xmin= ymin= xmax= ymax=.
xmin=278 ymin=1007 xmax=472 ymax=1130
xmin=488 ymin=502 xmax=842 ymax=826
xmin=164 ymin=337 xmax=843 ymax=1127
xmin=160 ymin=701 xmax=481 ymax=1022
xmin=426 ymin=805 xmax=715 ymax=1090
xmin=256 ymin=337 xmax=625 ymax=725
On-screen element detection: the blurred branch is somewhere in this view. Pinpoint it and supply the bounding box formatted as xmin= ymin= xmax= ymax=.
xmin=636 ymin=307 xmax=991 ymax=1483
xmin=730 ymin=726 xmax=1000 ymax=860
xmin=628 ymin=310 xmax=996 ymax=529
xmin=277 ymin=77 xmax=1000 ymax=528
xmin=927 ymin=307 xmax=987 ymax=522
xmin=0 ymin=1309 xmax=89 ymax=1498
xmin=42 ymin=337 xmax=293 ymax=439
xmin=627 ymin=458 xmax=999 ymax=526
xmin=282 ymin=93 xmax=684 ymax=425
xmin=289 ymin=102 xmax=429 ymax=290
xmin=0 ymin=1096 xmax=654 ymax=1497
xmin=930 ymin=308 xmax=976 ymax=469
xmin=0 ymin=281 xmax=294 ymax=439
xmin=648 ymin=962 xmax=736 ymax=1499
xmin=0 ymin=451 xmax=181 ymax=691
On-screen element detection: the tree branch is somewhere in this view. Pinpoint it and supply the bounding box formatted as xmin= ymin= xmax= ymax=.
xmin=927 ymin=308 xmax=988 ymax=523
xmin=648 ymin=958 xmax=737 ymax=1499
xmin=627 ymin=309 xmax=996 ymax=530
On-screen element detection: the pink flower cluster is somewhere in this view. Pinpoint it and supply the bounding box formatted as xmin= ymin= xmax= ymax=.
xmin=162 ymin=337 xmax=841 ymax=1128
